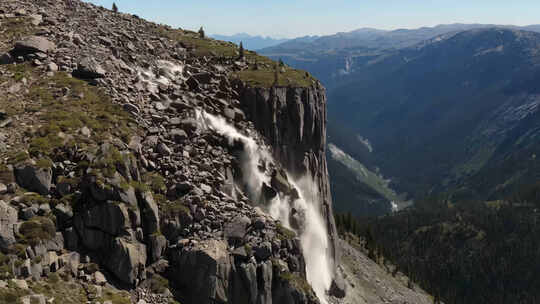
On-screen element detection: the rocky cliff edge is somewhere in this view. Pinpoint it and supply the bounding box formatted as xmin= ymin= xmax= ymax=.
xmin=0 ymin=0 xmax=338 ymax=303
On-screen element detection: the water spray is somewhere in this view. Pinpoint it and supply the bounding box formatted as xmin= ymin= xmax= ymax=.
xmin=196 ymin=109 xmax=333 ymax=303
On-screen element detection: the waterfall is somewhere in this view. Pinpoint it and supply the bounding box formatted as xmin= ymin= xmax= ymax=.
xmin=286 ymin=176 xmax=332 ymax=303
xmin=196 ymin=110 xmax=332 ymax=303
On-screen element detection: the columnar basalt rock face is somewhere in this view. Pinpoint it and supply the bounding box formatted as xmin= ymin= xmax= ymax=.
xmin=236 ymin=84 xmax=339 ymax=270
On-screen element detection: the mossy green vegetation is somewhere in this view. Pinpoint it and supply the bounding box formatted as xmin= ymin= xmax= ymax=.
xmin=278 ymin=271 xmax=313 ymax=294
xmin=276 ymin=223 xmax=296 ymax=240
xmin=19 ymin=216 xmax=56 ymax=246
xmin=24 ymin=72 xmax=139 ymax=158
xmin=26 ymin=277 xmax=117 ymax=304
xmin=130 ymin=180 xmax=150 ymax=193
xmin=18 ymin=276 xmax=133 ymax=304
xmin=35 ymin=158 xmax=53 ymax=169
xmin=0 ymin=286 xmax=28 ymax=304
xmin=0 ymin=252 xmax=13 ymax=280
xmin=148 ymin=274 xmax=170 ymax=294
xmin=0 ymin=164 xmax=14 ymax=184
xmin=20 ymin=193 xmax=50 ymax=206
xmin=92 ymin=146 xmax=127 ymax=178
xmin=233 ymin=67 xmax=315 ymax=88
xmin=98 ymin=289 xmax=131 ymax=304
xmin=244 ymin=244 xmax=253 ymax=256
xmin=151 ymin=25 xmax=315 ymax=88
xmin=7 ymin=151 xmax=30 ymax=165
xmin=7 ymin=63 xmax=32 ymax=82
xmin=153 ymin=26 xmax=238 ymax=57
xmin=159 ymin=200 xmax=190 ymax=218
xmin=142 ymin=172 xmax=167 ymax=193
xmin=1 ymin=17 xmax=35 ymax=46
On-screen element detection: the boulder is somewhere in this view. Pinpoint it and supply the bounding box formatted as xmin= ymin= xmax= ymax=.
xmin=170 ymin=129 xmax=188 ymax=143
xmin=186 ymin=76 xmax=200 ymax=91
xmin=257 ymin=260 xmax=273 ymax=304
xmin=54 ymin=203 xmax=73 ymax=229
xmin=192 ymin=72 xmax=213 ymax=84
xmin=171 ymin=240 xmax=231 ymax=304
xmin=43 ymin=251 xmax=58 ymax=271
xmin=14 ymin=164 xmax=52 ymax=195
xmin=21 ymin=294 xmax=46 ymax=304
xmin=19 ymin=259 xmax=31 ymax=278
xmin=105 ymin=238 xmax=147 ymax=285
xmin=0 ymin=183 xmax=8 ymax=195
xmin=94 ymin=271 xmax=107 ymax=285
xmin=12 ymin=279 xmax=28 ymax=290
xmin=123 ymin=103 xmax=140 ymax=114
xmin=0 ymin=53 xmax=14 ymax=65
xmin=13 ymin=36 xmax=55 ymax=54
xmin=238 ymin=262 xmax=258 ymax=304
xmin=83 ymin=202 xmax=132 ymax=237
xmin=47 ymin=62 xmax=58 ymax=72
xmin=254 ymin=242 xmax=272 ymax=261
xmin=29 ymin=14 xmax=42 ymax=26
xmin=0 ymin=200 xmax=17 ymax=249
xmin=261 ymin=182 xmax=277 ymax=203
xmin=271 ymin=169 xmax=293 ymax=195
xmin=139 ymin=191 xmax=159 ymax=236
xmin=31 ymin=261 xmax=42 ymax=280
xmin=253 ymin=217 xmax=266 ymax=230
xmin=149 ymin=234 xmax=167 ymax=263
xmin=329 ymin=275 xmax=347 ymax=298
xmin=156 ymin=143 xmax=172 ymax=156
xmin=74 ymin=57 xmax=106 ymax=79
xmin=63 ymin=252 xmax=80 ymax=276
xmin=223 ymin=215 xmax=250 ymax=244
xmin=44 ymin=232 xmax=64 ymax=252
xmin=180 ymin=118 xmax=198 ymax=134
xmin=63 ymin=227 xmax=78 ymax=251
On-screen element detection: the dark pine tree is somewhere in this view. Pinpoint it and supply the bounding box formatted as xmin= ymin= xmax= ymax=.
xmin=239 ymin=41 xmax=245 ymax=59
xmin=198 ymin=26 xmax=205 ymax=38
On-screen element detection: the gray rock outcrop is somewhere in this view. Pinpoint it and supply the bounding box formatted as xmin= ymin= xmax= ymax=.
xmin=13 ymin=164 xmax=52 ymax=195
xmin=13 ymin=36 xmax=55 ymax=54
xmin=0 ymin=200 xmax=17 ymax=249
xmin=238 ymin=84 xmax=340 ymax=274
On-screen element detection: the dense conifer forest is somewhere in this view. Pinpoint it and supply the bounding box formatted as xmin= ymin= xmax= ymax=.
xmin=336 ymin=182 xmax=540 ymax=304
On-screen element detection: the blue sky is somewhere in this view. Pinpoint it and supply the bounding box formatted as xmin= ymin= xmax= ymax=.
xmin=85 ymin=0 xmax=540 ymax=38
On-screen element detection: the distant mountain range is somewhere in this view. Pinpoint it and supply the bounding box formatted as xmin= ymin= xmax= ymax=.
xmin=330 ymin=27 xmax=540 ymax=201
xmin=254 ymin=24 xmax=540 ymax=216
xmin=259 ymin=23 xmax=540 ymax=88
xmin=209 ymin=33 xmax=290 ymax=50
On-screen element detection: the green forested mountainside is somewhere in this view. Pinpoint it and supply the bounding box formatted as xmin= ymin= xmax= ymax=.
xmin=335 ymin=183 xmax=540 ymax=304
xmin=328 ymin=28 xmax=540 ymax=200
xmin=327 ymin=152 xmax=390 ymax=217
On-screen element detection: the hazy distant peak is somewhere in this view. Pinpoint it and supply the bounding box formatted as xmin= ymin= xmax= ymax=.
xmin=209 ymin=33 xmax=289 ymax=50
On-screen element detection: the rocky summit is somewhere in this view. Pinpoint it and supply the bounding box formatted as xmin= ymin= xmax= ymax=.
xmin=0 ymin=0 xmax=339 ymax=303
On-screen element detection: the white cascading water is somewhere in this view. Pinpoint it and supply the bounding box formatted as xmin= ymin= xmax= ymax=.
xmin=137 ymin=60 xmax=185 ymax=94
xmin=196 ymin=110 xmax=332 ymax=303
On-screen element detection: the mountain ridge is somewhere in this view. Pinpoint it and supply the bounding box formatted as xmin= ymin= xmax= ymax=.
xmin=259 ymin=23 xmax=540 ymax=89
xmin=209 ymin=33 xmax=289 ymax=50
xmin=329 ymin=27 xmax=540 ymax=200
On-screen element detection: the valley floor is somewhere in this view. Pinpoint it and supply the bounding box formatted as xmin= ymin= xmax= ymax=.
xmin=331 ymin=239 xmax=434 ymax=304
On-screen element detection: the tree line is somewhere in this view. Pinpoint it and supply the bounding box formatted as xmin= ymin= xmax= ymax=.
xmin=336 ymin=182 xmax=540 ymax=304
